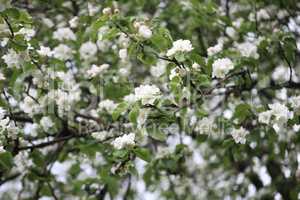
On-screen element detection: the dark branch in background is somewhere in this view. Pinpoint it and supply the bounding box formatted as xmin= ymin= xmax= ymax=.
xmin=29 ymin=56 xmax=44 ymax=73
xmin=71 ymin=0 xmax=79 ymax=16
xmin=96 ymin=185 xmax=107 ymax=200
xmin=25 ymin=79 xmax=40 ymax=104
xmin=225 ymin=0 xmax=230 ymax=18
xmin=17 ymin=130 xmax=127 ymax=152
xmin=17 ymin=134 xmax=82 ymax=151
xmin=123 ymin=175 xmax=132 ymax=200
xmin=0 ymin=173 xmax=20 ymax=186
xmin=2 ymin=91 xmax=17 ymax=126
xmin=6 ymin=114 xmax=33 ymax=123
xmin=254 ymin=2 xmax=258 ymax=33
xmin=46 ymin=182 xmax=58 ymax=200
xmin=3 ymin=16 xmax=14 ymax=38
xmin=278 ymin=42 xmax=295 ymax=83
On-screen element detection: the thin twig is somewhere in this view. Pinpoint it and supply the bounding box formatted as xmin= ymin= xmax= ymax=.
xmin=3 ymin=16 xmax=14 ymax=38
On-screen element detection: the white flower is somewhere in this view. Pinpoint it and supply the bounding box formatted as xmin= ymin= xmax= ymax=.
xmin=0 ymin=37 xmax=9 ymax=47
xmin=0 ymin=107 xmax=6 ymax=119
xmin=138 ymin=25 xmax=152 ymax=39
xmin=258 ymin=110 xmax=272 ymax=124
xmin=2 ymin=49 xmax=22 ymax=68
xmin=119 ymin=48 xmax=128 ymax=60
xmin=268 ymin=102 xmax=292 ymax=123
xmin=133 ymin=21 xmax=142 ymax=29
xmin=293 ymin=124 xmax=300 ymax=132
xmin=277 ymin=10 xmax=288 ymax=20
xmin=87 ymin=64 xmax=110 ymax=77
xmin=0 ymin=72 xmax=5 ymax=80
xmin=40 ymin=116 xmax=54 ymax=132
xmin=92 ymin=131 xmax=109 ymax=141
xmin=212 ymin=58 xmax=234 ymax=78
xmin=195 ymin=117 xmax=215 ymax=135
xmin=69 ymin=16 xmax=79 ymax=28
xmin=19 ymin=96 xmax=38 ymax=114
xmin=233 ymin=18 xmax=244 ymax=28
xmin=16 ymin=28 xmax=36 ymax=41
xmin=102 ymin=7 xmax=112 ymax=15
xmin=53 ymin=44 xmax=73 ymax=60
xmin=123 ymin=94 xmax=137 ymax=104
xmin=150 ymin=61 xmax=166 ymax=77
xmin=79 ymin=41 xmax=98 ymax=60
xmin=53 ymin=27 xmax=76 ymax=41
xmin=97 ymin=26 xmax=109 ymax=41
xmin=225 ymin=27 xmax=236 ymax=38
xmin=118 ymin=33 xmax=130 ymax=47
xmin=272 ymin=65 xmax=293 ymax=82
xmin=231 ymin=127 xmax=249 ymax=144
xmin=166 ymin=39 xmax=193 ymax=57
xmin=0 ymin=146 xmax=5 ymax=153
xmin=111 ymin=133 xmax=135 ymax=149
xmin=290 ymin=96 xmax=300 ymax=113
xmin=24 ymin=123 xmax=38 ymax=137
xmin=258 ymin=102 xmax=293 ymax=133
xmin=0 ymin=117 xmax=9 ymax=131
xmin=257 ymin=9 xmax=270 ymax=21
xmin=37 ymin=46 xmax=52 ymax=57
xmin=98 ymin=100 xmax=117 ymax=113
xmin=236 ymin=42 xmax=259 ymax=59
xmin=134 ymin=84 xmax=161 ymax=105
xmin=88 ymin=3 xmax=100 ymax=16
xmin=192 ymin=62 xmax=201 ymax=70
xmin=119 ymin=68 xmax=129 ymax=76
xmin=207 ymin=43 xmax=223 ymax=56
xmin=42 ymin=18 xmax=54 ymax=28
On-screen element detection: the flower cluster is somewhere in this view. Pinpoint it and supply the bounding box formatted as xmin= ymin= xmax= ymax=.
xmin=258 ymin=102 xmax=293 ymax=133
xmin=230 ymin=127 xmax=249 ymax=144
xmin=212 ymin=58 xmax=234 ymax=78
xmin=111 ymin=133 xmax=135 ymax=149
xmin=134 ymin=84 xmax=161 ymax=105
xmin=166 ymin=39 xmax=193 ymax=57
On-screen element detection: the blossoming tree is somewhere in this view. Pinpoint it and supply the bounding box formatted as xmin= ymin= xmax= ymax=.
xmin=0 ymin=0 xmax=300 ymax=199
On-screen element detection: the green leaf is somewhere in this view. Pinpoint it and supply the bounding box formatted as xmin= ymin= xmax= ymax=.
xmin=31 ymin=150 xmax=45 ymax=167
xmin=100 ymin=167 xmax=119 ymax=197
xmin=134 ymin=147 xmax=152 ymax=162
xmin=222 ymin=139 xmax=234 ymax=148
xmin=197 ymin=74 xmax=211 ymax=87
xmin=104 ymin=82 xmax=131 ymax=101
xmin=18 ymin=10 xmax=32 ymax=24
xmin=112 ymin=102 xmax=128 ymax=121
xmin=2 ymin=8 xmax=20 ymax=19
xmin=233 ymin=103 xmax=252 ymax=123
xmin=150 ymin=27 xmax=172 ymax=51
xmin=148 ymin=127 xmax=166 ymax=142
xmin=128 ymin=105 xmax=139 ymax=124
xmin=90 ymin=15 xmax=109 ymax=41
xmin=102 ymin=27 xmax=119 ymax=40
xmin=282 ymin=35 xmax=297 ymax=67
xmin=0 ymin=152 xmax=13 ymax=172
xmin=113 ymin=149 xmax=128 ymax=159
xmin=197 ymin=134 xmax=208 ymax=143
